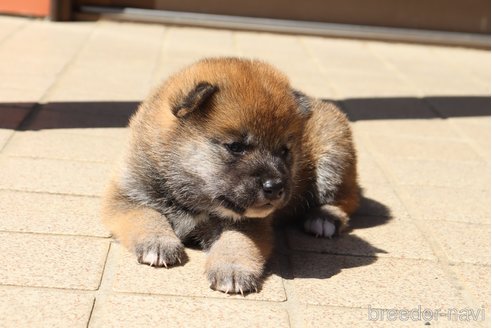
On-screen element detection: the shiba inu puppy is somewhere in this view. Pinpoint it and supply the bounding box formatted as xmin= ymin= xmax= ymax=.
xmin=102 ymin=57 xmax=359 ymax=294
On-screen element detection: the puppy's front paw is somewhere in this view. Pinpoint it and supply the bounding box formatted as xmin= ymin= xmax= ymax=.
xmin=206 ymin=262 xmax=261 ymax=295
xmin=134 ymin=235 xmax=185 ymax=268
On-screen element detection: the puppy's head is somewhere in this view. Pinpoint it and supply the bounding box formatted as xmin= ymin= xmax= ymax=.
xmin=162 ymin=58 xmax=311 ymax=220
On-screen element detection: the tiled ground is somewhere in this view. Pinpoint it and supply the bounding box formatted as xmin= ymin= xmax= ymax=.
xmin=0 ymin=15 xmax=489 ymax=327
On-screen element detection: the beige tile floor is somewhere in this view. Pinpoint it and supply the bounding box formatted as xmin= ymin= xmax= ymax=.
xmin=0 ymin=15 xmax=489 ymax=327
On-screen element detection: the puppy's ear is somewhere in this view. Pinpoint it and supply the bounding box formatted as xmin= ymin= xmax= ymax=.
xmin=171 ymin=82 xmax=218 ymax=118
xmin=292 ymin=89 xmax=312 ymax=118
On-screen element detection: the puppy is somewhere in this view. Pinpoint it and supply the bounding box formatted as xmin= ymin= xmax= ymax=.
xmin=101 ymin=57 xmax=359 ymax=294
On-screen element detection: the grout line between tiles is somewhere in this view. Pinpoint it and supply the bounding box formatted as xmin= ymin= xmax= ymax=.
xmin=0 ymin=129 xmax=18 ymax=153
xmin=277 ymin=233 xmax=303 ymax=328
xmin=0 ymin=18 xmax=29 ymax=47
xmin=87 ymin=242 xmax=118 ymax=327
xmin=109 ymin=289 xmax=289 ymax=305
xmin=86 ymin=298 xmax=96 ymax=328
xmin=2 ymin=153 xmax=117 ymax=164
xmin=34 ymin=24 xmax=97 ymax=105
xmin=0 ymin=187 xmax=100 ymax=198
xmin=0 ymin=187 xmax=101 ymax=198
xmin=147 ymin=25 xmax=169 ymax=90
xmin=0 ymin=229 xmax=110 ymax=239
xmin=0 ymin=152 xmax=114 ymax=164
xmin=0 ymin=284 xmax=100 ymax=294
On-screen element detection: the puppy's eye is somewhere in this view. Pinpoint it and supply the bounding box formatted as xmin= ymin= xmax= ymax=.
xmin=225 ymin=142 xmax=246 ymax=154
xmin=280 ymin=145 xmax=290 ymax=157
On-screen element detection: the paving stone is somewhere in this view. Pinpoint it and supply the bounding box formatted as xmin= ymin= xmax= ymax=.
xmin=165 ymin=27 xmax=235 ymax=56
xmin=358 ymin=183 xmax=409 ymax=219
xmin=352 ymin=118 xmax=461 ymax=139
xmin=238 ymin=39 xmax=339 ymax=99
xmin=0 ymin=21 xmax=92 ymax=76
xmin=3 ymin=130 xmax=126 ymax=163
xmin=368 ymin=42 xmax=490 ymax=96
xmin=365 ymin=41 xmax=433 ymax=69
xmin=0 ymin=129 xmax=13 ymax=151
xmin=448 ymin=116 xmax=491 ymax=159
xmin=379 ymin=158 xmax=489 ymax=189
xmin=237 ymin=32 xmax=305 ymax=61
xmin=356 ymin=150 xmax=389 ymax=186
xmin=151 ymin=57 xmax=196 ymax=85
xmin=0 ymin=190 xmax=109 ymax=237
xmin=0 ymin=16 xmax=27 ymax=42
xmin=286 ymin=218 xmax=435 ymax=260
xmin=303 ymin=39 xmax=417 ymax=99
xmin=415 ymin=74 xmax=489 ymax=96
xmin=290 ymin=253 xmax=465 ymax=309
xmin=289 ymin=76 xmax=336 ymax=99
xmin=328 ymin=71 xmax=417 ymax=98
xmin=0 ymin=74 xmax=55 ymax=106
xmin=451 ymin=263 xmax=490 ymax=309
xmin=0 ymin=233 xmax=108 ymax=289
xmin=365 ymin=134 xmax=482 ymax=161
xmin=38 ymin=127 xmax=129 ymax=139
xmin=419 ymin=221 xmax=490 ymax=265
xmin=303 ymin=37 xmax=389 ymax=76
xmin=0 ymin=21 xmax=93 ymax=104
xmin=430 ymin=46 xmax=491 ymax=88
xmin=152 ymin=27 xmax=237 ymax=85
xmin=94 ymin=294 xmax=289 ymax=328
xmin=113 ymin=245 xmax=286 ymax=302
xmin=0 ymin=156 xmax=112 ymax=196
xmin=47 ymin=21 xmax=164 ymax=102
xmin=0 ymin=288 xmax=94 ymax=328
xmin=397 ymin=186 xmax=490 ymax=224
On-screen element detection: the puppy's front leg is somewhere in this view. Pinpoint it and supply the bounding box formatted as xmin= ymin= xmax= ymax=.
xmin=101 ymin=181 xmax=185 ymax=267
xmin=205 ymin=219 xmax=273 ymax=294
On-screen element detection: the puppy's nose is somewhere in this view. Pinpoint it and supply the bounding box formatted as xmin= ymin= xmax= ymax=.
xmin=262 ymin=179 xmax=284 ymax=200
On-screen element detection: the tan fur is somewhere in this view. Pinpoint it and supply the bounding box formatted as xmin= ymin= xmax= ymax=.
xmin=101 ymin=180 xmax=185 ymax=267
xmin=101 ymin=57 xmax=359 ymax=294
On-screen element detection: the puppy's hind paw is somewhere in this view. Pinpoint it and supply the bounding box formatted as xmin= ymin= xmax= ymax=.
xmin=304 ymin=217 xmax=336 ymax=238
xmin=303 ymin=204 xmax=349 ymax=238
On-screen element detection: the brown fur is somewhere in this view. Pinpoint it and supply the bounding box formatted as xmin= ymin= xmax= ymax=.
xmin=101 ymin=57 xmax=359 ymax=294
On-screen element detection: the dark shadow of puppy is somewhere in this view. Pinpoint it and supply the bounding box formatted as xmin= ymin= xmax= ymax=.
xmin=19 ymin=101 xmax=138 ymax=130
xmin=271 ymin=195 xmax=391 ymax=281
xmin=348 ymin=195 xmax=393 ymax=231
